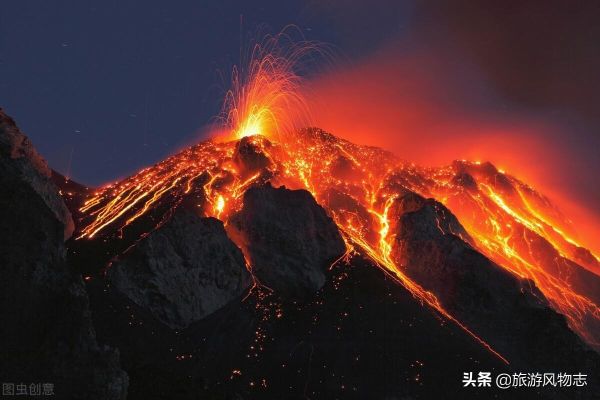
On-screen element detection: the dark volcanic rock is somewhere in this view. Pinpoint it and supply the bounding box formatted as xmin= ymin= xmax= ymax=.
xmin=109 ymin=208 xmax=252 ymax=329
xmin=229 ymin=183 xmax=346 ymax=297
xmin=51 ymin=169 xmax=93 ymax=214
xmin=388 ymin=190 xmax=600 ymax=377
xmin=233 ymin=135 xmax=274 ymax=177
xmin=89 ymin=253 xmax=525 ymax=400
xmin=451 ymin=172 xmax=478 ymax=191
xmin=0 ymin=109 xmax=128 ymax=399
xmin=329 ymin=155 xmax=363 ymax=183
xmin=0 ymin=111 xmax=74 ymax=239
xmin=321 ymin=187 xmax=379 ymax=245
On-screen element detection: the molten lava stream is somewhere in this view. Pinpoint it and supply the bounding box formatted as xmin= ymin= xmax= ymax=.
xmin=346 ymin=195 xmax=509 ymax=364
xmin=422 ymin=168 xmax=600 ymax=348
xmin=269 ymin=131 xmax=510 ymax=364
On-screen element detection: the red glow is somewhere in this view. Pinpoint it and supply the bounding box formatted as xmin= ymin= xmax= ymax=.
xmin=305 ymin=45 xmax=600 ymax=256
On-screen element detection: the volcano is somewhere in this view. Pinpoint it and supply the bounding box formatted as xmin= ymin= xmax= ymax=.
xmin=2 ymin=106 xmax=599 ymax=399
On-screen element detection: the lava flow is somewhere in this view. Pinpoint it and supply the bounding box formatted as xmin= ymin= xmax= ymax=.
xmin=74 ymin=31 xmax=600 ymax=361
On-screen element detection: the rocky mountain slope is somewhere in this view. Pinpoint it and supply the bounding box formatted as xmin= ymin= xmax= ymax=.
xmin=2 ymin=109 xmax=599 ymax=399
xmin=0 ymin=109 xmax=128 ymax=399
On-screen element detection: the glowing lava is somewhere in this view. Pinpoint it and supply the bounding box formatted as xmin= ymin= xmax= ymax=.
xmin=417 ymin=161 xmax=600 ymax=348
xmin=74 ymin=31 xmax=600 ymax=363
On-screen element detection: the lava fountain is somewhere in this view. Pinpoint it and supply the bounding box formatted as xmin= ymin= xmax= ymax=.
xmin=217 ymin=27 xmax=319 ymax=142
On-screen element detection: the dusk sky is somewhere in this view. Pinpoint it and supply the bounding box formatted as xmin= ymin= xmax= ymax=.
xmin=2 ymin=1 xmax=599 ymax=220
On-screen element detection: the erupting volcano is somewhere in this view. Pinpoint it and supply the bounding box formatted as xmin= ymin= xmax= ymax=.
xmin=3 ymin=29 xmax=599 ymax=400
xmin=71 ymin=32 xmax=600 ymax=356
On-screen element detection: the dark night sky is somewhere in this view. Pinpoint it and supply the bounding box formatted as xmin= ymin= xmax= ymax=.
xmin=0 ymin=1 xmax=330 ymax=183
xmin=1 ymin=1 xmax=598 ymax=214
